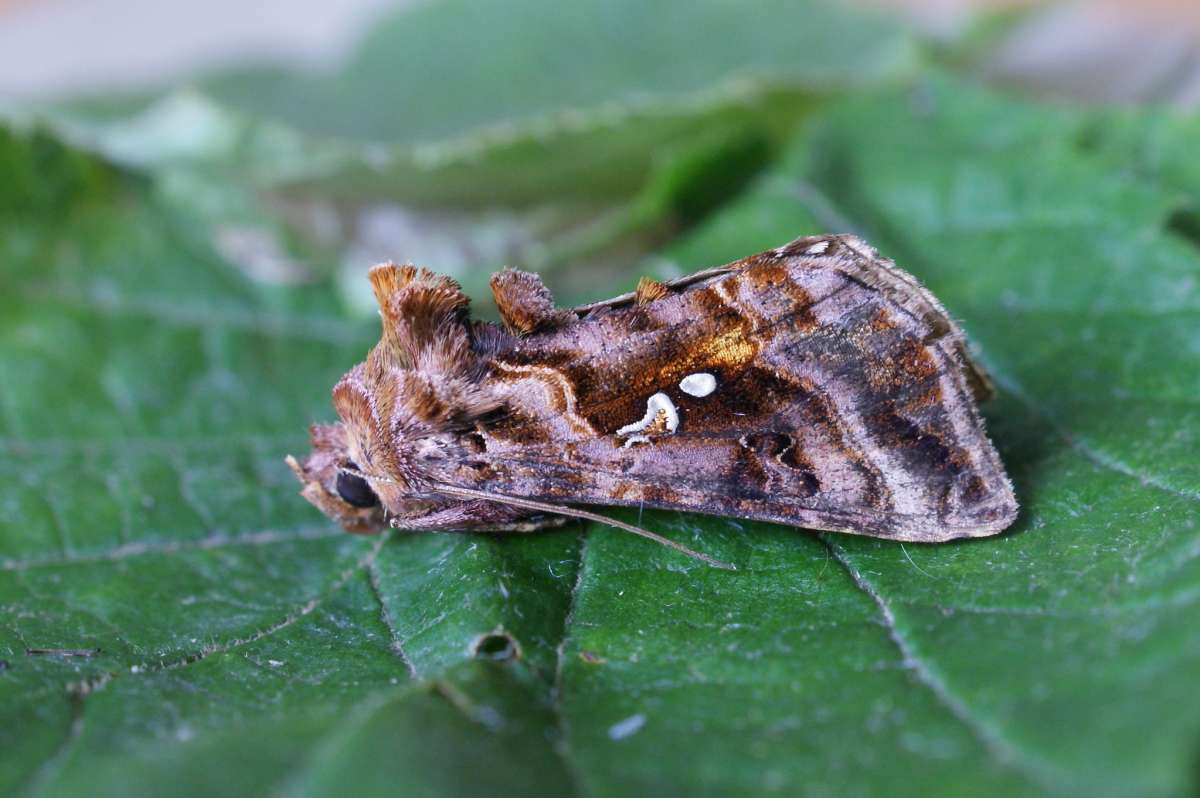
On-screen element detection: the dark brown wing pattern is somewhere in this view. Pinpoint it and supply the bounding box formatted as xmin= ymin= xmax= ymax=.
xmin=445 ymin=234 xmax=1016 ymax=542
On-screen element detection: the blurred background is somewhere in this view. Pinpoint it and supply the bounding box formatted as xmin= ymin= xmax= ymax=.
xmin=4 ymin=0 xmax=1199 ymax=315
xmin=4 ymin=0 xmax=1200 ymax=105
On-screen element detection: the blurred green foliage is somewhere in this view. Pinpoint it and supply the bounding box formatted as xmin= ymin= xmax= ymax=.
xmin=2 ymin=2 xmax=1199 ymax=797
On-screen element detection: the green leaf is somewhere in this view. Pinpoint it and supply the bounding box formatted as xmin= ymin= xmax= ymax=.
xmin=4 ymin=71 xmax=1200 ymax=798
xmin=30 ymin=0 xmax=915 ymax=205
xmin=204 ymin=0 xmax=910 ymax=145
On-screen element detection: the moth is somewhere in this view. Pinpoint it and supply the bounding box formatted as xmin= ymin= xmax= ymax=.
xmin=287 ymin=234 xmax=1017 ymax=569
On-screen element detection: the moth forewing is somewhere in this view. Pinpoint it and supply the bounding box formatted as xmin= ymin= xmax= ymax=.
xmin=288 ymin=234 xmax=1017 ymax=566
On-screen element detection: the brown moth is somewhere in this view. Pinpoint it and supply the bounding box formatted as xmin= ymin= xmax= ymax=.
xmin=287 ymin=234 xmax=1017 ymax=569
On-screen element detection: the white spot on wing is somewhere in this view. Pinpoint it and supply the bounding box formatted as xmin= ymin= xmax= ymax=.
xmin=616 ymin=392 xmax=679 ymax=436
xmin=679 ymin=372 xmax=716 ymax=397
xmin=804 ymin=240 xmax=830 ymax=255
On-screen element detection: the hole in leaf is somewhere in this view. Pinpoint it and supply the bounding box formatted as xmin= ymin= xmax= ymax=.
xmin=1166 ymin=205 xmax=1200 ymax=252
xmin=471 ymin=629 xmax=522 ymax=662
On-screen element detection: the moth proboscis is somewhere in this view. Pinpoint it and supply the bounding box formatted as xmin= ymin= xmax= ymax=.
xmin=287 ymin=234 xmax=1017 ymax=569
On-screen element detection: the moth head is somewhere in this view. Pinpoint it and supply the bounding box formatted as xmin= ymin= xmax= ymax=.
xmin=285 ymin=423 xmax=386 ymax=533
xmin=287 ymin=262 xmax=505 ymax=532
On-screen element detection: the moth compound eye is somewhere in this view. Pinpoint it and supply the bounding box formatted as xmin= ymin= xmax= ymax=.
xmin=336 ymin=464 xmax=379 ymax=508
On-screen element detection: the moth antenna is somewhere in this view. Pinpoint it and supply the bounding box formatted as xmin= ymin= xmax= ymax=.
xmin=431 ymin=483 xmax=736 ymax=571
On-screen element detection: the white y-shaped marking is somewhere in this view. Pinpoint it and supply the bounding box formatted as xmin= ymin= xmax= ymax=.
xmin=616 ymin=392 xmax=679 ymax=436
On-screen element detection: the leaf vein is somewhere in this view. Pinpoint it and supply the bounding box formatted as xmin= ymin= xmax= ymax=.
xmin=992 ymin=370 xmax=1200 ymax=504
xmin=822 ymin=535 xmax=1076 ymax=795
xmin=14 ymin=692 xmax=87 ymax=798
xmin=365 ymin=554 xmax=419 ymax=679
xmin=551 ymin=533 xmax=592 ymax=798
xmin=1 ymin=527 xmax=343 ymax=571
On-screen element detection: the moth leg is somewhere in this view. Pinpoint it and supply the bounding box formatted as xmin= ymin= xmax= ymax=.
xmin=490 ymin=269 xmax=576 ymax=335
xmin=473 ymin=515 xmax=572 ymax=533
